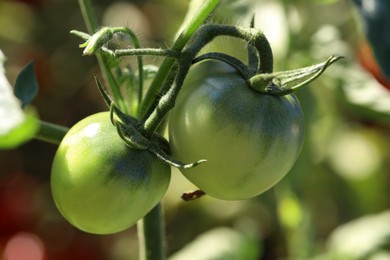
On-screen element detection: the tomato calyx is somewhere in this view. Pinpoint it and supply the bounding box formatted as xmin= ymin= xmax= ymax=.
xmin=95 ymin=76 xmax=206 ymax=169
xmin=248 ymin=55 xmax=343 ymax=96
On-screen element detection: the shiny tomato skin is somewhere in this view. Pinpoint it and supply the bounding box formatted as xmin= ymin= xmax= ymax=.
xmin=168 ymin=61 xmax=304 ymax=200
xmin=51 ymin=112 xmax=170 ymax=234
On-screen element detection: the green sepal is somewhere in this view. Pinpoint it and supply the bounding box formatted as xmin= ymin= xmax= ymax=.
xmin=249 ymin=55 xmax=343 ymax=95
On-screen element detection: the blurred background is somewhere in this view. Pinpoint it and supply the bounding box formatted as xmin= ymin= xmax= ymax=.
xmin=1 ymin=0 xmax=390 ymax=259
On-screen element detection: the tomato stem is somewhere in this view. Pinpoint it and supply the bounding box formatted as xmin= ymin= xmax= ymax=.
xmin=139 ymin=0 xmax=222 ymax=119
xmin=77 ymin=0 xmax=128 ymax=114
xmin=115 ymin=48 xmax=181 ymax=59
xmin=111 ymin=27 xmax=144 ymax=117
xmin=137 ymin=204 xmax=166 ymax=260
xmin=193 ymin=52 xmax=251 ymax=78
xmin=247 ymin=15 xmax=260 ymax=75
xmin=34 ymin=121 xmax=68 ymax=144
xmin=74 ymin=26 xmax=146 ymax=116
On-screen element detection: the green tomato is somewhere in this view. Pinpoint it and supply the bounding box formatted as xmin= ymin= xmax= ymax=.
xmin=51 ymin=112 xmax=170 ymax=234
xmin=168 ymin=60 xmax=304 ymax=200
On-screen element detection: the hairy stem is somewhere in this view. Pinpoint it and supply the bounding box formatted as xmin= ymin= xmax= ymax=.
xmin=115 ymin=48 xmax=180 ymax=59
xmin=78 ymin=0 xmax=127 ymax=113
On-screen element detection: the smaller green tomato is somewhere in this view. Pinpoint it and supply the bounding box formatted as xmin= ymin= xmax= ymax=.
xmin=169 ymin=60 xmax=304 ymax=200
xmin=51 ymin=112 xmax=170 ymax=234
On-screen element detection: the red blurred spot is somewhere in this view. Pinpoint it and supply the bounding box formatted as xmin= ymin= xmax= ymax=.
xmin=358 ymin=40 xmax=390 ymax=90
xmin=3 ymin=232 xmax=45 ymax=260
xmin=0 ymin=173 xmax=40 ymax=234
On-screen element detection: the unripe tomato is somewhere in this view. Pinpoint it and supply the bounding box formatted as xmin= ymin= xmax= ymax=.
xmin=169 ymin=61 xmax=304 ymax=200
xmin=51 ymin=112 xmax=170 ymax=234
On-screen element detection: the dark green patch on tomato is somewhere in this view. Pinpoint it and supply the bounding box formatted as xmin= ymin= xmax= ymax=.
xmin=51 ymin=112 xmax=170 ymax=234
xmin=169 ymin=60 xmax=304 ymax=200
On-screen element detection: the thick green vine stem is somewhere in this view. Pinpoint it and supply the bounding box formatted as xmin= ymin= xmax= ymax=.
xmin=249 ymin=55 xmax=343 ymax=95
xmin=139 ymin=0 xmax=221 ymax=119
xmin=137 ymin=204 xmax=166 ymax=260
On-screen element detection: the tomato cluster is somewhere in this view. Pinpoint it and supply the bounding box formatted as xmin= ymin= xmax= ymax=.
xmin=50 ymin=59 xmax=305 ymax=233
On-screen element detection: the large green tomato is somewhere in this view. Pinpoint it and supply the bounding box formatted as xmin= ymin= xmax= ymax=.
xmin=168 ymin=60 xmax=304 ymax=200
xmin=51 ymin=112 xmax=170 ymax=234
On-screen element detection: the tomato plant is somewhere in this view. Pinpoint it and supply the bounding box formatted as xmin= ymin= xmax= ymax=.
xmin=1 ymin=0 xmax=342 ymax=258
xmin=168 ymin=60 xmax=305 ymax=200
xmin=51 ymin=112 xmax=171 ymax=234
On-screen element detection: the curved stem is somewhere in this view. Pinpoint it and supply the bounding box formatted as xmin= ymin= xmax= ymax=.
xmin=247 ymin=15 xmax=260 ymax=75
xmin=34 ymin=121 xmax=68 ymax=144
xmin=142 ymin=24 xmax=273 ymax=135
xmin=188 ymin=24 xmax=273 ymax=74
xmin=193 ymin=52 xmax=251 ymax=78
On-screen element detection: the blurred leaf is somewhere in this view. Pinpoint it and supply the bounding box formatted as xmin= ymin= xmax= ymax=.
xmin=169 ymin=227 xmax=261 ymax=260
xmin=332 ymin=63 xmax=390 ymax=125
xmin=326 ymin=210 xmax=390 ymax=259
xmin=0 ymin=50 xmax=39 ymax=149
xmin=13 ymin=61 xmax=38 ymax=107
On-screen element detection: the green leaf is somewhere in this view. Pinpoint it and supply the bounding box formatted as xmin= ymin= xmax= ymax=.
xmin=14 ymin=61 xmax=39 ymax=107
xmin=0 ymin=50 xmax=39 ymax=149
